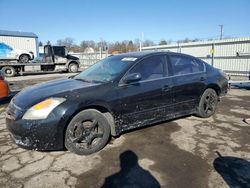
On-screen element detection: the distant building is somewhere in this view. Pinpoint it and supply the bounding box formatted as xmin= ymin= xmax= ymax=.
xmin=0 ymin=30 xmax=38 ymax=58
xmin=142 ymin=37 xmax=250 ymax=77
xmin=84 ymin=47 xmax=95 ymax=53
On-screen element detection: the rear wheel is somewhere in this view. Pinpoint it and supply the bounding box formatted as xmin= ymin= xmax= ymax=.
xmin=65 ymin=109 xmax=111 ymax=155
xmin=1 ymin=66 xmax=16 ymax=77
xmin=68 ymin=63 xmax=78 ymax=73
xmin=19 ymin=54 xmax=30 ymax=63
xmin=196 ymin=88 xmax=218 ymax=118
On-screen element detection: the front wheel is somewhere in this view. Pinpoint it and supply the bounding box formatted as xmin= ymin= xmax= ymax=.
xmin=65 ymin=109 xmax=111 ymax=155
xmin=19 ymin=54 xmax=30 ymax=63
xmin=68 ymin=63 xmax=78 ymax=73
xmin=196 ymin=88 xmax=218 ymax=118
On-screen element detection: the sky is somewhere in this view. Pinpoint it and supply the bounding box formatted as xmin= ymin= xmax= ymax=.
xmin=0 ymin=0 xmax=250 ymax=44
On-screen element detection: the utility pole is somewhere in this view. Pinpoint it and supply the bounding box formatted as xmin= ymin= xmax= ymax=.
xmin=100 ymin=37 xmax=103 ymax=57
xmin=139 ymin=32 xmax=144 ymax=51
xmin=219 ymin=24 xmax=223 ymax=40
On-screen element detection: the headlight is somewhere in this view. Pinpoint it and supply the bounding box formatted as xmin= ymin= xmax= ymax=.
xmin=22 ymin=98 xmax=66 ymax=120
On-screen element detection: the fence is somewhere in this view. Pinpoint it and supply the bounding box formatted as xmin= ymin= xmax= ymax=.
xmin=69 ymin=51 xmax=109 ymax=69
xmin=141 ymin=37 xmax=250 ymax=78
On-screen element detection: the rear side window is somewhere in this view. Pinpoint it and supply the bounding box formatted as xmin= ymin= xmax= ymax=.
xmin=169 ymin=55 xmax=204 ymax=76
xmin=129 ymin=55 xmax=167 ymax=81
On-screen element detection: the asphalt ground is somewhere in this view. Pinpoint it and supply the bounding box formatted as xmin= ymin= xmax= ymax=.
xmin=0 ymin=73 xmax=250 ymax=188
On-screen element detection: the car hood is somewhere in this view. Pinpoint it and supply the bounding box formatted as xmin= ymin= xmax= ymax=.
xmin=66 ymin=54 xmax=79 ymax=60
xmin=12 ymin=78 xmax=100 ymax=109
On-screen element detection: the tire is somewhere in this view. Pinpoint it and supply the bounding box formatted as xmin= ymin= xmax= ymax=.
xmin=196 ymin=88 xmax=218 ymax=118
xmin=65 ymin=109 xmax=111 ymax=155
xmin=19 ymin=54 xmax=30 ymax=63
xmin=68 ymin=63 xmax=78 ymax=73
xmin=1 ymin=66 xmax=16 ymax=77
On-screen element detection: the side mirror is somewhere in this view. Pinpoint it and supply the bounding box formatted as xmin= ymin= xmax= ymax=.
xmin=123 ymin=73 xmax=141 ymax=84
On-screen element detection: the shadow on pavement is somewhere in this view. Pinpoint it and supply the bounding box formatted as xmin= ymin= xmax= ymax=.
xmin=213 ymin=151 xmax=250 ymax=187
xmin=102 ymin=150 xmax=160 ymax=188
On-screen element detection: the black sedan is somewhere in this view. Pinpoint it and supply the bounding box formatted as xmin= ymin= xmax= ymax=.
xmin=6 ymin=52 xmax=228 ymax=155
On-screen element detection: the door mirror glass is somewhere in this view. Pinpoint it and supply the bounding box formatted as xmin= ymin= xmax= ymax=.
xmin=123 ymin=73 xmax=141 ymax=84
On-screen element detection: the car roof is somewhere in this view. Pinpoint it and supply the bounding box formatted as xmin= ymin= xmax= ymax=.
xmin=112 ymin=51 xmax=192 ymax=59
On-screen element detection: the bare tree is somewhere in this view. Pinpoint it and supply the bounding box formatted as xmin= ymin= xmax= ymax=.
xmin=159 ymin=39 xmax=167 ymax=45
xmin=56 ymin=37 xmax=75 ymax=49
xmin=80 ymin=40 xmax=96 ymax=51
xmin=143 ymin=40 xmax=155 ymax=47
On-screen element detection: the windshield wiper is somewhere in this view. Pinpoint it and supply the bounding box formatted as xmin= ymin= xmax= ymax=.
xmin=92 ymin=79 xmax=108 ymax=83
xmin=74 ymin=78 xmax=93 ymax=83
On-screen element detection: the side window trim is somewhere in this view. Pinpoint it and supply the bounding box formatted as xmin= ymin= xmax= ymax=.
xmin=118 ymin=54 xmax=206 ymax=86
xmin=119 ymin=54 xmax=169 ymax=86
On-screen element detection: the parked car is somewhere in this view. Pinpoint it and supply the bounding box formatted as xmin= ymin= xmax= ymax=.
xmin=6 ymin=52 xmax=228 ymax=155
xmin=0 ymin=70 xmax=10 ymax=99
xmin=0 ymin=42 xmax=34 ymax=63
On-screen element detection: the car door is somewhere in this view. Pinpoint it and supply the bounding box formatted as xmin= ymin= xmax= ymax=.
xmin=169 ymin=54 xmax=206 ymax=114
xmin=116 ymin=54 xmax=174 ymax=131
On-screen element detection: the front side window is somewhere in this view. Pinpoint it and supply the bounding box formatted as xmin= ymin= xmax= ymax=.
xmin=170 ymin=55 xmax=204 ymax=76
xmin=129 ymin=55 xmax=166 ymax=81
xmin=53 ymin=47 xmax=65 ymax=57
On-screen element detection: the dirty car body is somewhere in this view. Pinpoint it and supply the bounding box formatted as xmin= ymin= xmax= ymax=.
xmin=6 ymin=52 xmax=228 ymax=154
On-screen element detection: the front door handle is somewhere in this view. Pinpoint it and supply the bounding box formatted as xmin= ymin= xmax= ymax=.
xmin=162 ymin=85 xmax=170 ymax=92
xmin=200 ymin=77 xmax=206 ymax=81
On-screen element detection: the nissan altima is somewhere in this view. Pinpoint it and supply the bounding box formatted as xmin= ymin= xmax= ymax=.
xmin=6 ymin=52 xmax=228 ymax=155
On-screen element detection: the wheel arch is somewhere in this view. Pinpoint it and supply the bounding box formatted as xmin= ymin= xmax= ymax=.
xmin=206 ymin=84 xmax=221 ymax=96
xmin=19 ymin=53 xmax=31 ymax=60
xmin=64 ymin=104 xmax=117 ymax=140
xmin=66 ymin=60 xmax=80 ymax=68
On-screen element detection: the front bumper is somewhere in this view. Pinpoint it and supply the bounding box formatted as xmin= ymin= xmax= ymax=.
xmin=6 ymin=117 xmax=64 ymax=150
xmin=221 ymin=79 xmax=229 ymax=96
xmin=5 ymin=102 xmax=67 ymax=151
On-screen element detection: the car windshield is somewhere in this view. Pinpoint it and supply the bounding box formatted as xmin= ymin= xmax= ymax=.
xmin=74 ymin=55 xmax=135 ymax=83
xmin=0 ymin=43 xmax=12 ymax=50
